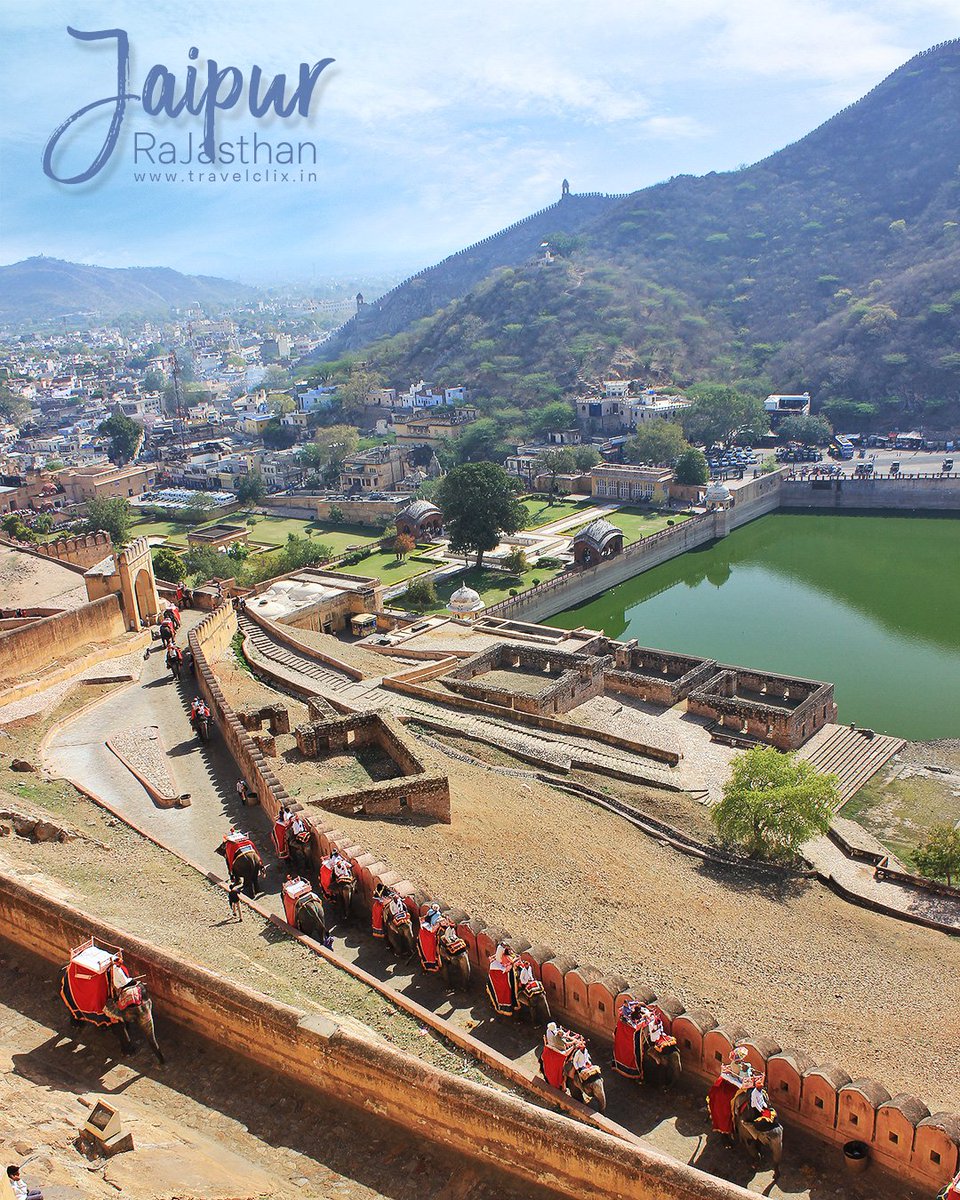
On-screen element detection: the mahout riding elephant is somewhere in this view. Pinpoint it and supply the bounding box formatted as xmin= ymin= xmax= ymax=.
xmin=216 ymin=833 xmax=263 ymax=899
xmin=733 ymin=1084 xmax=783 ymax=1173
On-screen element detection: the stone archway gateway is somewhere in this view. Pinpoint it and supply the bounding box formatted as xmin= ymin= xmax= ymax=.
xmin=83 ymin=535 xmax=161 ymax=629
xmin=134 ymin=567 xmax=156 ymax=626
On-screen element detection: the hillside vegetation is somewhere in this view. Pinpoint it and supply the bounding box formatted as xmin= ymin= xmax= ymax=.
xmin=0 ymin=257 xmax=257 ymax=322
xmin=320 ymin=41 xmax=960 ymax=432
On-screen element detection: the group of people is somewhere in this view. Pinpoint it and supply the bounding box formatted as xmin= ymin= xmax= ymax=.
xmin=707 ymin=1045 xmax=775 ymax=1139
xmin=320 ymin=847 xmax=355 ymax=895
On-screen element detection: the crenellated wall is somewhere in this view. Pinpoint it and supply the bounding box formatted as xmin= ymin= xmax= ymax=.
xmin=0 ymin=869 xmax=758 ymax=1200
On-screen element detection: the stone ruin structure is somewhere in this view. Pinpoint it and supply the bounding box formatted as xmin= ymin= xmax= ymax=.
xmin=293 ymin=710 xmax=451 ymax=823
xmin=84 ymin=536 xmax=161 ymax=630
xmin=436 ymin=637 xmax=837 ymax=750
xmin=441 ymin=643 xmax=610 ymax=716
xmin=687 ymin=667 xmax=837 ymax=750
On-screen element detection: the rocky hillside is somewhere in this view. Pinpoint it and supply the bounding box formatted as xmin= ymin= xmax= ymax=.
xmin=321 ymin=40 xmax=960 ymax=430
xmin=0 ymin=257 xmax=257 ymax=322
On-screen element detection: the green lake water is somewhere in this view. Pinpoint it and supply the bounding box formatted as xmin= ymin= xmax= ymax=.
xmin=547 ymin=513 xmax=960 ymax=740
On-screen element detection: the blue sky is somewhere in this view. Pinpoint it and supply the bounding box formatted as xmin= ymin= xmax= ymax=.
xmin=0 ymin=1 xmax=957 ymax=284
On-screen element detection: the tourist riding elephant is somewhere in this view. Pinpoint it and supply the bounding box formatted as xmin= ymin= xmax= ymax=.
xmin=322 ymin=860 xmax=356 ymax=923
xmin=733 ymin=1089 xmax=783 ymax=1173
xmin=437 ymin=927 xmax=471 ymax=991
xmin=287 ymin=823 xmax=313 ymax=879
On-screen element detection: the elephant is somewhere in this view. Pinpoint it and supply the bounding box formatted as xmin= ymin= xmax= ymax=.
xmin=384 ymin=906 xmax=416 ymax=959
xmin=327 ymin=868 xmax=356 ymax=924
xmin=216 ymin=840 xmax=263 ymax=899
xmin=734 ymin=1098 xmax=783 ymax=1172
xmin=287 ymin=828 xmax=313 ymax=880
xmin=564 ymin=1058 xmax=606 ymax=1111
xmin=62 ymin=974 xmax=164 ymax=1065
xmin=643 ymin=1038 xmax=682 ymax=1086
xmin=516 ymin=975 xmax=550 ymax=1024
xmin=293 ymin=894 xmax=328 ymax=943
xmin=437 ymin=934 xmax=471 ymax=991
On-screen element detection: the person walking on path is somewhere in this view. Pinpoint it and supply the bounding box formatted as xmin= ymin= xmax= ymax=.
xmin=228 ymin=876 xmax=243 ymax=922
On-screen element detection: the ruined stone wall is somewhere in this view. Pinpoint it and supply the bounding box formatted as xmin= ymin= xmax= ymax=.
xmin=687 ymin=670 xmax=836 ymax=750
xmin=441 ymin=643 xmax=608 ymax=717
xmin=0 ymin=594 xmax=125 ymax=684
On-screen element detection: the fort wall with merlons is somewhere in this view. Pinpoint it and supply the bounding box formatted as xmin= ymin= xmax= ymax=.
xmin=193 ymin=604 xmax=959 ymax=1192
xmin=0 ymin=868 xmax=755 ymax=1200
xmin=0 ymin=594 xmax=125 ymax=685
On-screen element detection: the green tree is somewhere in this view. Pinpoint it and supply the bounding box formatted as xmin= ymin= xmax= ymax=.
xmin=183 ymin=544 xmax=234 ymax=583
xmin=152 ymin=545 xmax=186 ymax=583
xmin=625 ymin=421 xmax=688 ymax=466
xmin=538 ymin=447 xmax=576 ymax=501
xmin=913 ymin=824 xmax=960 ymax=886
xmin=0 ymin=384 xmax=28 ymax=423
xmin=529 ymin=401 xmax=576 ymax=438
xmin=98 ymin=408 xmax=143 ymax=465
xmin=1 ymin=514 xmax=37 ymax=543
xmin=236 ymin=470 xmax=267 ymax=505
xmin=502 ymin=547 xmax=529 ymax=574
xmin=451 ymin=418 xmax=508 ymax=464
xmin=711 ymin=745 xmax=837 ymax=859
xmin=573 ymin=445 xmax=601 ymax=472
xmin=435 ymin=462 xmax=527 ymax=568
xmin=299 ymin=424 xmax=360 ymax=485
xmin=336 ymin=362 xmax=384 ymax=419
xmin=84 ymin=496 xmax=133 ymax=546
xmin=674 ymin=447 xmax=709 ymax=485
xmin=261 ymin=419 xmax=298 ymax=449
xmin=181 ymin=494 xmax=214 ymax=526
xmin=404 ymin=576 xmax=438 ymax=611
xmin=682 ymin=384 xmax=768 ymax=446
xmin=778 ymin=414 xmax=833 ymax=445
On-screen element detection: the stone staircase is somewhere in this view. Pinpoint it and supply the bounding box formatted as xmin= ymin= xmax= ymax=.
xmin=797 ymin=722 xmax=905 ymax=805
xmin=237 ymin=615 xmax=372 ymax=707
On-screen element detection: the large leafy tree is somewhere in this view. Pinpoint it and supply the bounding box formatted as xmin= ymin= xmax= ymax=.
xmin=236 ymin=470 xmax=267 ymax=505
xmin=435 ymin=462 xmax=526 ymax=568
xmin=152 ymin=545 xmax=186 ymax=583
xmin=98 ymin=408 xmax=143 ymax=465
xmin=674 ymin=447 xmax=709 ymax=485
xmin=711 ymin=745 xmax=837 ymax=859
xmin=298 ymin=424 xmax=360 ymax=485
xmin=538 ymin=447 xmax=576 ymax=501
xmin=85 ymin=496 xmax=133 ymax=546
xmin=913 ymin=824 xmax=960 ymax=886
xmin=625 ymin=421 xmax=688 ymax=466
xmin=778 ymin=414 xmax=833 ymax=445
xmin=682 ymin=384 xmax=768 ymax=446
xmin=451 ymin=418 xmax=508 ymax=464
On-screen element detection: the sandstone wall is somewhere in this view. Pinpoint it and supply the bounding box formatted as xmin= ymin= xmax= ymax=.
xmin=0 ymin=869 xmax=756 ymax=1200
xmin=32 ymin=531 xmax=112 ymax=569
xmin=0 ymin=595 xmax=125 ymax=684
xmin=781 ymin=475 xmax=960 ymax=511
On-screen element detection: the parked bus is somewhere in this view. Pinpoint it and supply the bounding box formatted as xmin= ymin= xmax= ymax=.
xmin=831 ymin=435 xmax=855 ymax=460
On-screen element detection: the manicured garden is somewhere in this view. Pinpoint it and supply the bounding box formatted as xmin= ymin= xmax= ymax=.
xmin=392 ymin=563 xmax=564 ymax=613
xmin=132 ymin=510 xmax=383 ymax=556
xmin=521 ymin=496 xmax=592 ymax=528
xmin=329 ymin=549 xmax=436 ymax=583
xmin=568 ymin=507 xmax=691 ymax=545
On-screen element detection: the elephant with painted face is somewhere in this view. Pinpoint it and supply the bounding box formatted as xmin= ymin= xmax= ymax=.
xmin=733 ymin=1081 xmax=783 ymax=1173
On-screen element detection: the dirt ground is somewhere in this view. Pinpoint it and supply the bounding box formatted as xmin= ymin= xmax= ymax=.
xmin=0 ymin=942 xmax=557 ymax=1200
xmin=319 ymin=726 xmax=960 ymax=1114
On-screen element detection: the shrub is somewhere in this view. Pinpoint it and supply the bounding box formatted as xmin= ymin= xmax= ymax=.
xmin=404 ymin=577 xmax=438 ymax=611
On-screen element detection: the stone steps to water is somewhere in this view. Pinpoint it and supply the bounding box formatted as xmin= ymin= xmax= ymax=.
xmin=798 ymin=723 xmax=904 ymax=805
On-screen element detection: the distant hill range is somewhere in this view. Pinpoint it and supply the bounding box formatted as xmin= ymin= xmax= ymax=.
xmin=317 ymin=40 xmax=960 ymax=429
xmin=0 ymin=257 xmax=257 ymax=322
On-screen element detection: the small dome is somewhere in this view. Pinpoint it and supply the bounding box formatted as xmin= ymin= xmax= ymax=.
xmin=705 ymin=480 xmax=733 ymax=505
xmin=448 ymin=584 xmax=484 ymax=614
xmin=400 ymin=499 xmax=441 ymax=522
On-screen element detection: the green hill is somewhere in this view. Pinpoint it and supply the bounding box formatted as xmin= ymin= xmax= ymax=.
xmin=0 ymin=257 xmax=257 ymax=322
xmin=320 ymin=40 xmax=960 ymax=432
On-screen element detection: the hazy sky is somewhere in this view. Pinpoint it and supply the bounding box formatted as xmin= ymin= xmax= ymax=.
xmin=1 ymin=1 xmax=956 ymax=284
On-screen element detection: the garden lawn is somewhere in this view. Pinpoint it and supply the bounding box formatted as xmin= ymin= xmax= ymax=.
xmin=521 ymin=497 xmax=591 ymax=528
xmin=230 ymin=512 xmax=381 ymax=555
xmin=131 ymin=518 xmax=191 ymax=546
xmin=328 ymin=550 xmax=434 ymax=583
xmin=393 ymin=564 xmax=563 ymax=613
xmin=568 ymin=508 xmax=691 ymax=545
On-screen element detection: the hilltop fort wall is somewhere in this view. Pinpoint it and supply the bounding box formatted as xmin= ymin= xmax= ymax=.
xmin=0 ymin=594 xmax=125 ymax=685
